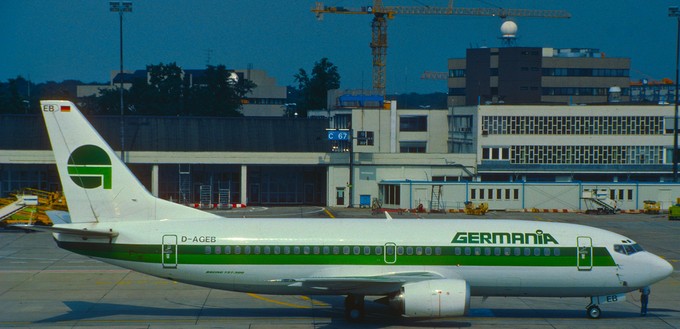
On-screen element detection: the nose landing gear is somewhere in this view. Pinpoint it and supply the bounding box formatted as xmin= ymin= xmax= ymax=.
xmin=586 ymin=304 xmax=601 ymax=319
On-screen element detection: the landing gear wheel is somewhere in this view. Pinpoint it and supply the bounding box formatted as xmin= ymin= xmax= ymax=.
xmin=586 ymin=305 xmax=601 ymax=319
xmin=344 ymin=294 xmax=365 ymax=322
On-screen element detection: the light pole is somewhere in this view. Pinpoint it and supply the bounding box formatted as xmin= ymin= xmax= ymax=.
xmin=110 ymin=1 xmax=132 ymax=161
xmin=671 ymin=7 xmax=680 ymax=181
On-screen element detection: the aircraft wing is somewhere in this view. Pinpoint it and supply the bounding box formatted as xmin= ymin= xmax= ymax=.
xmin=276 ymin=271 xmax=446 ymax=295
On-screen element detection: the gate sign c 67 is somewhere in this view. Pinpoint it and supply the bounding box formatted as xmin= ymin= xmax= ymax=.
xmin=328 ymin=130 xmax=350 ymax=141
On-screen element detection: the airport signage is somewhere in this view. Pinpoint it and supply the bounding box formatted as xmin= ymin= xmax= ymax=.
xmin=327 ymin=130 xmax=350 ymax=141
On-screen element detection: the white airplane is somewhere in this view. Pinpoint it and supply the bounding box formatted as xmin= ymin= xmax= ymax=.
xmin=22 ymin=100 xmax=672 ymax=322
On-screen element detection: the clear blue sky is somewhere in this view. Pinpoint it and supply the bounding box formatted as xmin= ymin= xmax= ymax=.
xmin=1 ymin=1 xmax=677 ymax=93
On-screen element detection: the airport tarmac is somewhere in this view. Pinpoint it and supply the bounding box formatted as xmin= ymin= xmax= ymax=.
xmin=0 ymin=207 xmax=678 ymax=328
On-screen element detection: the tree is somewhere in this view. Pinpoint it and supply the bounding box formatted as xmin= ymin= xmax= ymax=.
xmin=186 ymin=65 xmax=256 ymax=117
xmin=293 ymin=58 xmax=340 ymax=117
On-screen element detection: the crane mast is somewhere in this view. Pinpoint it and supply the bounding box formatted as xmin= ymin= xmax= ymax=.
xmin=312 ymin=1 xmax=571 ymax=96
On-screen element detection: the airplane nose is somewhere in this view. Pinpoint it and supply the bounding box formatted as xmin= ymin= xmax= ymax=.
xmin=651 ymin=255 xmax=674 ymax=282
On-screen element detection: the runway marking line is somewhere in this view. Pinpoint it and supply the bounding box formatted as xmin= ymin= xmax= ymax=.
xmin=323 ymin=208 xmax=335 ymax=218
xmin=248 ymin=294 xmax=329 ymax=308
xmin=299 ymin=295 xmax=330 ymax=306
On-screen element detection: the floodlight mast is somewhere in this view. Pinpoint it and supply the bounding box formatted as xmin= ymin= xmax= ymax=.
xmin=110 ymin=1 xmax=132 ymax=162
xmin=670 ymin=6 xmax=679 ymax=181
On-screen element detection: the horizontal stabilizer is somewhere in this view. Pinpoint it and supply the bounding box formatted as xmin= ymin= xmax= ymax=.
xmin=9 ymin=224 xmax=118 ymax=238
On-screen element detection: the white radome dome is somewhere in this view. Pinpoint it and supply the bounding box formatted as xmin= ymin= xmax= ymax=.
xmin=500 ymin=20 xmax=518 ymax=37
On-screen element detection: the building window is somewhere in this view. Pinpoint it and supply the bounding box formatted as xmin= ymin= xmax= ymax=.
xmin=400 ymin=116 xmax=427 ymax=131
xmin=448 ymin=88 xmax=465 ymax=96
xmin=482 ymin=147 xmax=510 ymax=160
xmin=449 ymin=69 xmax=465 ymax=77
xmin=400 ymin=141 xmax=426 ymax=153
xmin=357 ymin=131 xmax=374 ymax=146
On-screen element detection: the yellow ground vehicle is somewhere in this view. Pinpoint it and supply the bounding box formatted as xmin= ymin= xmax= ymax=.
xmin=0 ymin=188 xmax=68 ymax=227
xmin=464 ymin=201 xmax=489 ymax=215
xmin=643 ymin=200 xmax=660 ymax=215
xmin=669 ymin=198 xmax=680 ymax=220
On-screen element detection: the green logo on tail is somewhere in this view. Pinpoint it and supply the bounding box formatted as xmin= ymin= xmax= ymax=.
xmin=67 ymin=145 xmax=112 ymax=189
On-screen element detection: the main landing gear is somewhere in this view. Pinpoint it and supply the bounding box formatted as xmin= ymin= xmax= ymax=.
xmin=344 ymin=294 xmax=365 ymax=322
xmin=586 ymin=304 xmax=601 ymax=319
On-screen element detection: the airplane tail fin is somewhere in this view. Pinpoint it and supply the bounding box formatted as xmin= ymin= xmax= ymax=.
xmin=41 ymin=100 xmax=217 ymax=223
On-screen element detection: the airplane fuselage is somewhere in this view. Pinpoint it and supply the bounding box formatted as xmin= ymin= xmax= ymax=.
xmin=52 ymin=217 xmax=667 ymax=298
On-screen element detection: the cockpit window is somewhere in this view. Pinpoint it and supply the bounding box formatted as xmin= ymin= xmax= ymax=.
xmin=614 ymin=243 xmax=644 ymax=255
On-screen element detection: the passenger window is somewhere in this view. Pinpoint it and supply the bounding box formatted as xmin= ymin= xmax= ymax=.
xmin=303 ymin=246 xmax=310 ymax=255
xmin=484 ymin=248 xmax=491 ymax=256
xmin=313 ymin=246 xmax=320 ymax=255
xmin=504 ymin=248 xmax=511 ymax=256
xmin=533 ymin=248 xmax=540 ymax=256
xmin=524 ymin=248 xmax=531 ymax=256
xmin=543 ymin=248 xmax=551 ymax=256
xmin=224 ymin=246 xmax=231 ymax=254
xmin=323 ymin=246 xmax=330 ymax=255
xmin=234 ymin=246 xmax=241 ymax=255
xmin=397 ymin=246 xmax=404 ymax=255
xmin=245 ymin=246 xmax=251 ymax=255
xmin=364 ymin=246 xmax=372 ymax=255
xmin=554 ymin=248 xmax=560 ymax=256
xmin=407 ymin=247 xmax=414 ymax=255
xmin=514 ymin=248 xmax=521 ymax=256
xmin=284 ymin=246 xmax=290 ymax=254
xmin=416 ymin=247 xmax=423 ymax=256
xmin=435 ymin=247 xmax=442 ymax=255
xmin=425 ymin=247 xmax=432 ymax=255
xmin=205 ymin=246 xmax=211 ymax=254
xmin=464 ymin=247 xmax=471 ymax=256
xmin=474 ymin=248 xmax=481 ymax=256
xmin=375 ymin=246 xmax=383 ymax=255
xmin=294 ymin=246 xmax=301 ymax=254
xmin=264 ymin=246 xmax=271 ymax=255
xmin=455 ymin=247 xmax=461 ymax=256
xmin=333 ymin=246 xmax=340 ymax=255
xmin=274 ymin=246 xmax=280 ymax=254
xmin=353 ymin=246 xmax=361 ymax=255
xmin=254 ymin=246 xmax=261 ymax=255
xmin=215 ymin=246 xmax=221 ymax=255
xmin=343 ymin=246 xmax=350 ymax=255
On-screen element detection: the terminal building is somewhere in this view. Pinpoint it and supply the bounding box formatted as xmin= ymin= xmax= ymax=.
xmin=1 ymin=100 xmax=680 ymax=211
xmin=4 ymin=55 xmax=680 ymax=212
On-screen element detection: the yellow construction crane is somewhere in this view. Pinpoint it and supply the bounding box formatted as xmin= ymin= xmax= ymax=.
xmin=312 ymin=1 xmax=571 ymax=96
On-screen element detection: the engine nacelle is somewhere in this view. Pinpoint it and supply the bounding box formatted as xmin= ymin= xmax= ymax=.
xmin=388 ymin=279 xmax=470 ymax=317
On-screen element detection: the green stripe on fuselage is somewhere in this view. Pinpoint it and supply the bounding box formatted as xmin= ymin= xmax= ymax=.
xmin=56 ymin=241 xmax=617 ymax=267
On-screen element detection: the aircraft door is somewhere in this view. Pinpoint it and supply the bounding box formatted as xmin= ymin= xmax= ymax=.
xmin=384 ymin=242 xmax=397 ymax=264
xmin=577 ymin=236 xmax=592 ymax=271
xmin=162 ymin=235 xmax=178 ymax=269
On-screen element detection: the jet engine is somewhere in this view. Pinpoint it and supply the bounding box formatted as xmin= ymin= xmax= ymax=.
xmin=387 ymin=279 xmax=470 ymax=317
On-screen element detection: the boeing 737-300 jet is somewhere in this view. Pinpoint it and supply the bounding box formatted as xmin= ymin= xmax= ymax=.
xmin=19 ymin=100 xmax=673 ymax=322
